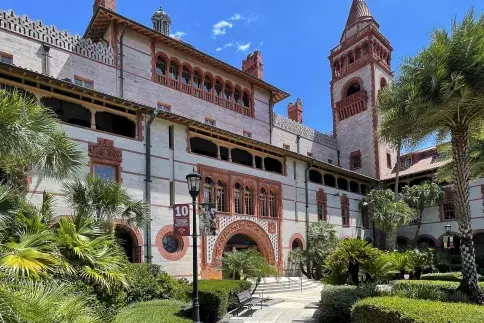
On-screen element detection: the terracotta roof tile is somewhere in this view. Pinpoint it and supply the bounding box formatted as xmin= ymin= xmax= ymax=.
xmin=382 ymin=155 xmax=449 ymax=180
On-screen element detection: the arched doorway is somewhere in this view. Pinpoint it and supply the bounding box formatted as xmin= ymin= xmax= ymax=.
xmin=224 ymin=234 xmax=260 ymax=254
xmin=114 ymin=221 xmax=143 ymax=263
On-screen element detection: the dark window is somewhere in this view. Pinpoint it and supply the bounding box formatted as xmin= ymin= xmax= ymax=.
xmin=361 ymin=208 xmax=369 ymax=228
xmin=342 ymin=208 xmax=350 ymax=226
xmin=41 ymin=97 xmax=91 ymax=128
xmin=265 ymin=157 xmax=283 ymax=174
xmin=204 ymin=76 xmax=212 ymax=92
xmin=169 ymin=62 xmax=179 ymax=80
xmin=346 ymin=83 xmax=361 ymax=97
xmin=328 ymin=159 xmax=333 ymax=164
xmin=0 ymin=52 xmax=13 ymax=64
xmin=351 ymin=154 xmax=362 ymax=170
xmin=309 ymin=170 xmax=323 ymax=184
xmin=292 ymin=239 xmax=303 ymax=250
xmin=220 ymin=146 xmax=229 ymax=161
xmin=215 ymin=80 xmax=222 ymax=96
xmin=163 ymin=234 xmax=181 ymax=253
xmin=74 ymin=76 xmax=94 ymax=89
xmin=360 ymin=184 xmax=368 ymax=195
xmin=337 ymin=178 xmax=349 ymax=191
xmin=190 ymin=137 xmax=217 ymax=158
xmin=156 ymin=57 xmax=167 ymax=75
xmin=169 ymin=181 xmax=174 ymax=206
xmin=317 ymin=203 xmax=326 ymax=221
xmin=349 ymin=181 xmax=359 ymax=193
xmin=231 ymin=148 xmax=252 ymax=167
xmin=168 ymin=126 xmax=174 ymax=149
xmin=387 ymin=153 xmax=392 ymax=168
xmin=255 ymin=156 xmax=263 ymax=169
xmin=224 ymin=83 xmax=232 ymax=100
xmin=324 ymin=174 xmax=336 ymax=187
xmin=93 ymin=164 xmax=116 ymax=181
xmin=242 ymin=91 xmax=250 ymax=107
xmin=205 ymin=118 xmax=216 ymax=126
xmin=193 ymin=71 xmax=202 ymax=88
xmin=234 ymin=88 xmax=241 ymax=103
xmin=96 ymin=111 xmax=136 ymax=138
xmin=443 ymin=201 xmax=455 ymax=220
xmin=182 ymin=66 xmax=191 ymax=84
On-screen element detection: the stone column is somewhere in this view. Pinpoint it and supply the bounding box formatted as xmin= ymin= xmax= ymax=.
xmin=217 ymin=145 xmax=221 ymax=159
xmin=90 ymin=110 xmax=97 ymax=129
xmin=252 ymin=155 xmax=256 ymax=168
xmin=262 ymin=158 xmax=265 ymax=171
xmin=228 ymin=149 xmax=232 ymax=162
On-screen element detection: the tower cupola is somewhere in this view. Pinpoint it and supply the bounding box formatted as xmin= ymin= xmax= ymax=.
xmin=151 ymin=6 xmax=171 ymax=36
xmin=341 ymin=0 xmax=378 ymax=41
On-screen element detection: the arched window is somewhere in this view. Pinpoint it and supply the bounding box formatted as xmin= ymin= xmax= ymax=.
xmin=204 ymin=75 xmax=212 ymax=92
xmin=324 ymin=174 xmax=336 ymax=188
xmin=242 ymin=91 xmax=250 ymax=107
xmin=234 ymin=87 xmax=241 ymax=104
xmin=355 ymin=48 xmax=361 ymax=61
xmin=362 ymin=43 xmax=369 ymax=56
xmin=380 ymin=78 xmax=387 ymax=89
xmin=224 ymin=83 xmax=232 ymax=100
xmin=216 ymin=180 xmax=226 ymax=212
xmin=182 ymin=66 xmax=191 ymax=84
xmin=269 ymin=191 xmax=276 ymax=218
xmin=215 ymin=79 xmax=222 ymax=96
xmin=348 ymin=53 xmax=354 ymax=64
xmin=260 ymin=188 xmax=268 ymax=217
xmin=309 ymin=170 xmax=323 ymax=184
xmin=156 ymin=56 xmax=167 ymax=75
xmin=204 ymin=177 xmax=213 ymax=204
xmin=193 ymin=71 xmax=202 ymax=88
xmin=234 ymin=183 xmax=242 ymax=214
xmin=190 ymin=137 xmax=217 ymax=158
xmin=245 ymin=186 xmax=253 ymax=215
xmin=349 ymin=181 xmax=359 ymax=193
xmin=346 ymin=82 xmax=361 ymax=97
xmin=337 ymin=178 xmax=349 ymax=191
xmin=169 ymin=61 xmax=179 ymax=80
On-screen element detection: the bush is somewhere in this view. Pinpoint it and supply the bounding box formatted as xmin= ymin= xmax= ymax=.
xmin=318 ymin=284 xmax=378 ymax=323
xmin=420 ymin=272 xmax=483 ymax=282
xmin=351 ymin=296 xmax=484 ymax=323
xmin=392 ymin=280 xmax=484 ymax=302
xmin=197 ymin=280 xmax=252 ymax=323
xmin=391 ymin=282 xmax=446 ymax=301
xmin=113 ymin=299 xmax=191 ymax=323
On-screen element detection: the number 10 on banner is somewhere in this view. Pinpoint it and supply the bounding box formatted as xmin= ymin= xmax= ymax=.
xmin=173 ymin=204 xmax=190 ymax=236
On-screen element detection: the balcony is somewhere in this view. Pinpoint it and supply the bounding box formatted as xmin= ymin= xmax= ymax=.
xmin=335 ymin=91 xmax=367 ymax=121
xmin=155 ymin=73 xmax=253 ymax=118
xmin=334 ymin=57 xmax=369 ymax=79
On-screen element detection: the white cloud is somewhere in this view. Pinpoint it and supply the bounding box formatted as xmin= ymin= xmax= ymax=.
xmin=237 ymin=42 xmax=251 ymax=52
xmin=230 ymin=13 xmax=242 ymax=21
xmin=259 ymin=41 xmax=264 ymax=46
xmin=230 ymin=13 xmax=258 ymax=24
xmin=216 ymin=47 xmax=222 ymax=52
xmin=170 ymin=31 xmax=186 ymax=39
xmin=212 ymin=20 xmax=233 ymax=36
xmin=215 ymin=41 xmax=235 ymax=52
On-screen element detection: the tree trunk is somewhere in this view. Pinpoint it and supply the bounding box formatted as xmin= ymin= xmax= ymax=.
xmin=386 ymin=229 xmax=397 ymax=251
xmin=414 ymin=267 xmax=422 ymax=280
xmin=348 ymin=262 xmax=360 ymax=286
xmin=394 ymin=142 xmax=402 ymax=200
xmin=451 ymin=126 xmax=484 ymax=304
xmin=413 ymin=209 xmax=424 ymax=246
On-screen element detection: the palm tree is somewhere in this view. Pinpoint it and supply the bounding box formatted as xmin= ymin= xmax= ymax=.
xmin=0 ymin=90 xmax=84 ymax=193
xmin=63 ymin=175 xmax=148 ymax=232
xmin=360 ymin=189 xmax=415 ymax=250
xmin=401 ymin=182 xmax=444 ymax=243
xmin=395 ymin=10 xmax=484 ymax=302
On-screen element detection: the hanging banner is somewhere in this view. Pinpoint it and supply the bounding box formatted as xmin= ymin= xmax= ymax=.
xmin=199 ymin=203 xmax=217 ymax=236
xmin=173 ymin=204 xmax=190 ymax=236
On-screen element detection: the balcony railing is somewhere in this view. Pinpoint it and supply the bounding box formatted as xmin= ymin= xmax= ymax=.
xmin=334 ymin=57 xmax=369 ymax=79
xmin=335 ymin=90 xmax=367 ymax=121
xmin=155 ymin=73 xmax=253 ymax=118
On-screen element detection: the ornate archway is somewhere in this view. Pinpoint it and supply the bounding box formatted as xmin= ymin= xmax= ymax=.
xmin=114 ymin=219 xmax=143 ymax=263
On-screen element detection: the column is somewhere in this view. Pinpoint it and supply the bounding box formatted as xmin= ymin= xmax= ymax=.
xmin=217 ymin=145 xmax=221 ymax=159
xmin=262 ymin=158 xmax=265 ymax=171
xmin=90 ymin=110 xmax=97 ymax=129
xmin=228 ymin=149 xmax=232 ymax=162
xmin=252 ymin=155 xmax=256 ymax=168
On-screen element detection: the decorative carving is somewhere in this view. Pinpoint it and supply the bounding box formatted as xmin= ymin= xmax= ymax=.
xmin=212 ymin=220 xmax=275 ymax=264
xmin=317 ymin=189 xmax=327 ymax=203
xmin=88 ymin=138 xmax=122 ymax=162
xmin=0 ymin=10 xmax=114 ymax=65
xmin=341 ymin=194 xmax=350 ymax=207
xmin=273 ymin=113 xmax=337 ymax=148
xmin=268 ymin=221 xmax=276 ymax=234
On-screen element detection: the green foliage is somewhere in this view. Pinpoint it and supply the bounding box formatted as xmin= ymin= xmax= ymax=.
xmin=401 ymin=183 xmax=443 ymax=214
xmin=0 ymin=280 xmax=100 ymax=323
xmin=360 ymin=189 xmax=415 ymax=250
xmin=393 ymin=280 xmax=484 ymax=302
xmin=360 ymin=251 xmax=396 ymax=283
xmin=113 ymin=299 xmax=191 ymax=323
xmin=124 ymin=264 xmax=162 ymax=304
xmin=197 ymin=280 xmax=252 ymax=322
xmin=318 ymin=284 xmax=378 ymax=323
xmin=323 ymin=255 xmax=349 ymax=285
xmin=289 ymin=221 xmax=338 ymax=279
xmin=389 ymin=252 xmax=408 ymax=271
xmin=221 ymin=250 xmax=277 ymax=281
xmin=406 ymin=249 xmax=435 ymax=273
xmin=421 ymin=272 xmax=484 ymax=282
xmin=392 ymin=282 xmax=446 ymax=301
xmin=351 ymin=297 xmax=484 ymax=323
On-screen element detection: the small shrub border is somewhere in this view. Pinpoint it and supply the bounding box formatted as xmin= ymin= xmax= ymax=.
xmin=351 ymin=296 xmax=484 ymax=323
xmin=420 ymin=272 xmax=483 ymax=282
xmin=113 ymin=299 xmax=191 ymax=323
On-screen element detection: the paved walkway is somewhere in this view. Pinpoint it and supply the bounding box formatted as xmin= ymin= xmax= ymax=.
xmin=231 ymin=285 xmax=323 ymax=323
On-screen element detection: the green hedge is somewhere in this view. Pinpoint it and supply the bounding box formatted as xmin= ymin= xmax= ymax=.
xmin=197 ymin=280 xmax=252 ymax=323
xmin=113 ymin=299 xmax=191 ymax=323
xmin=393 ymin=280 xmax=484 ymax=292
xmin=318 ymin=285 xmax=378 ymax=323
xmin=351 ymin=296 xmax=484 ymax=323
xmin=391 ymin=280 xmax=484 ymax=303
xmin=420 ymin=272 xmax=483 ymax=282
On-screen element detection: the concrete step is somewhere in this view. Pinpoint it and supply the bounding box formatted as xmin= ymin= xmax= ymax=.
xmin=256 ymin=284 xmax=320 ymax=295
xmin=291 ymin=309 xmax=318 ymax=323
xmin=255 ymin=281 xmax=317 ymax=289
xmin=255 ymin=283 xmax=319 ymax=293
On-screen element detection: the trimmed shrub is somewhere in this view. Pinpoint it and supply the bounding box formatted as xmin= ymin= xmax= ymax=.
xmin=197 ymin=280 xmax=252 ymax=323
xmin=351 ymin=296 xmax=484 ymax=323
xmin=391 ymin=281 xmax=446 ymax=301
xmin=420 ymin=272 xmax=483 ymax=282
xmin=318 ymin=284 xmax=378 ymax=323
xmin=392 ymin=280 xmax=484 ymax=302
xmin=113 ymin=299 xmax=191 ymax=323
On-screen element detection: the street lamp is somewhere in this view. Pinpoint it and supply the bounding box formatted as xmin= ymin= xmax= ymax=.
xmin=186 ymin=168 xmax=202 ymax=323
xmin=445 ymin=223 xmax=452 ymax=272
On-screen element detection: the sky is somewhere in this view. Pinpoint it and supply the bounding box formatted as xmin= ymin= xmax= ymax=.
xmin=1 ymin=0 xmax=483 ymax=136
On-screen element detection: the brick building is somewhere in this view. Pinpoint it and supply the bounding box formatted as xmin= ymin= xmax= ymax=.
xmin=1 ymin=0 xmax=483 ymax=279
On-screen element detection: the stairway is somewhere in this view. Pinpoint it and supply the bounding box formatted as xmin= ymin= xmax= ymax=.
xmin=252 ymin=277 xmax=320 ymax=295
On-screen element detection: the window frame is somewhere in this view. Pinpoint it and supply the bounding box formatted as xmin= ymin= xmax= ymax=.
xmin=283 ymin=144 xmax=290 ymax=150
xmin=350 ymin=150 xmax=362 ymax=170
xmin=443 ymin=201 xmax=455 ymax=220
xmin=205 ymin=117 xmax=216 ymax=126
xmin=243 ymin=131 xmax=252 ymax=138
xmin=157 ymin=101 xmax=171 ymax=112
xmin=74 ymin=75 xmax=94 ymax=89
xmin=0 ymin=52 xmax=13 ymax=64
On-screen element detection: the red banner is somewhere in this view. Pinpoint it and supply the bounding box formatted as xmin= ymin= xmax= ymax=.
xmin=173 ymin=204 xmax=190 ymax=236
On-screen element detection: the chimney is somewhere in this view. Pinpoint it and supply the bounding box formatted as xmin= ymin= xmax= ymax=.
xmin=242 ymin=50 xmax=264 ymax=79
xmin=288 ymin=98 xmax=303 ymax=123
xmin=93 ymin=0 xmax=116 ymax=12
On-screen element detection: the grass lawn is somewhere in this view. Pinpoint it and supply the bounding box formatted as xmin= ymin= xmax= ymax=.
xmin=114 ymin=299 xmax=192 ymax=323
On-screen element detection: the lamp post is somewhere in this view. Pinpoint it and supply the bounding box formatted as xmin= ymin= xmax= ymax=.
xmin=186 ymin=169 xmax=202 ymax=323
xmin=445 ymin=223 xmax=452 ymax=272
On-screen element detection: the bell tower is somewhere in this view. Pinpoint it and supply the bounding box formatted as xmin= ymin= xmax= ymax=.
xmin=329 ymin=0 xmax=395 ymax=179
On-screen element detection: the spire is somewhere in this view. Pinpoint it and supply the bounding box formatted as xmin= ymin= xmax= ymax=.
xmin=344 ymin=0 xmax=374 ymax=30
xmin=152 ymin=5 xmax=171 ymax=36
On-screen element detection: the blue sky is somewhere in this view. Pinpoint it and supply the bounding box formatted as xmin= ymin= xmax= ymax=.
xmin=2 ymin=0 xmax=483 ymax=135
